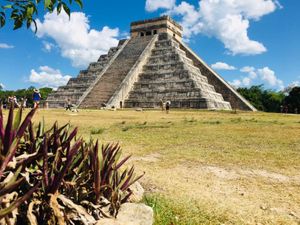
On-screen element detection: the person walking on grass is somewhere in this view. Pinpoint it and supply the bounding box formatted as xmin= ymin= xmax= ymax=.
xmin=33 ymin=89 xmax=41 ymax=108
xmin=166 ymin=101 xmax=171 ymax=114
xmin=160 ymin=99 xmax=164 ymax=111
xmin=66 ymin=99 xmax=72 ymax=111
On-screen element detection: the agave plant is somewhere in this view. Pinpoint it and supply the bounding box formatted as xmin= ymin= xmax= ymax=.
xmin=0 ymin=104 xmax=40 ymax=223
xmin=0 ymin=104 xmax=144 ymax=224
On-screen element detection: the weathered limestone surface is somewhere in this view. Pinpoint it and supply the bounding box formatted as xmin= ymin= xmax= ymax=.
xmin=46 ymin=42 xmax=124 ymax=108
xmin=107 ymin=35 xmax=158 ymax=108
xmin=179 ymin=43 xmax=256 ymax=111
xmin=79 ymin=36 xmax=153 ymax=108
xmin=124 ymin=34 xmax=232 ymax=110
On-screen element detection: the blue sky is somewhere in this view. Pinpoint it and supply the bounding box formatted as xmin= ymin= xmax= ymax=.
xmin=0 ymin=0 xmax=299 ymax=91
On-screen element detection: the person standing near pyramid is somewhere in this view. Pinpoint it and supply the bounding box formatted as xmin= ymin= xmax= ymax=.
xmin=33 ymin=89 xmax=41 ymax=108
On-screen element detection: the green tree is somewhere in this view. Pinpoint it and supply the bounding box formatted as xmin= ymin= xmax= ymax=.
xmin=237 ymin=85 xmax=264 ymax=110
xmin=261 ymin=90 xmax=285 ymax=112
xmin=283 ymin=86 xmax=300 ymax=113
xmin=0 ymin=0 xmax=83 ymax=31
xmin=237 ymin=85 xmax=285 ymax=112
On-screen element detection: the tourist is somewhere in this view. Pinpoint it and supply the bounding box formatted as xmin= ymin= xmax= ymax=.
xmin=13 ymin=96 xmax=20 ymax=108
xmin=160 ymin=99 xmax=164 ymax=111
xmin=21 ymin=97 xmax=27 ymax=108
xmin=1 ymin=98 xmax=7 ymax=109
xmin=65 ymin=99 xmax=72 ymax=111
xmin=33 ymin=89 xmax=41 ymax=108
xmin=166 ymin=100 xmax=171 ymax=114
xmin=7 ymin=96 xmax=13 ymax=108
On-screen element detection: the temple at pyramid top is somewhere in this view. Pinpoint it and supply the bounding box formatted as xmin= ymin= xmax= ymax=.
xmin=130 ymin=16 xmax=183 ymax=42
xmin=47 ymin=16 xmax=256 ymax=111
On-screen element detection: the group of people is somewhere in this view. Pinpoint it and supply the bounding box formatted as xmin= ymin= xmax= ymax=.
xmin=2 ymin=96 xmax=27 ymax=109
xmin=1 ymin=89 xmax=41 ymax=109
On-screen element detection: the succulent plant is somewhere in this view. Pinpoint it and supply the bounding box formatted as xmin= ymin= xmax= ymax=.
xmin=0 ymin=104 xmax=144 ymax=224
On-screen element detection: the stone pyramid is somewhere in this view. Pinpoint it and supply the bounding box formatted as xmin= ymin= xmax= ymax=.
xmin=47 ymin=16 xmax=256 ymax=111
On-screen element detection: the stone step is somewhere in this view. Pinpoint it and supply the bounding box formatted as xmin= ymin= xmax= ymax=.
xmin=151 ymin=47 xmax=186 ymax=57
xmin=124 ymin=98 xmax=231 ymax=109
xmin=155 ymin=39 xmax=180 ymax=48
xmin=148 ymin=52 xmax=194 ymax=65
xmin=127 ymin=89 xmax=224 ymax=101
xmin=80 ymin=36 xmax=154 ymax=108
xmin=143 ymin=61 xmax=201 ymax=74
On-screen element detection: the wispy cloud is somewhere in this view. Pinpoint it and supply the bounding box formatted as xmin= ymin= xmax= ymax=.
xmin=211 ymin=62 xmax=236 ymax=70
xmin=0 ymin=43 xmax=14 ymax=49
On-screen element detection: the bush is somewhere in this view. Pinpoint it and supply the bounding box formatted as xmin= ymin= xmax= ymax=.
xmin=0 ymin=104 xmax=143 ymax=224
xmin=237 ymin=85 xmax=285 ymax=112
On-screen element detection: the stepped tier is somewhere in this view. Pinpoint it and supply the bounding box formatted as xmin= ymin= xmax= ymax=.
xmin=79 ymin=36 xmax=154 ymax=108
xmin=124 ymin=35 xmax=231 ymax=110
xmin=47 ymin=42 xmax=125 ymax=108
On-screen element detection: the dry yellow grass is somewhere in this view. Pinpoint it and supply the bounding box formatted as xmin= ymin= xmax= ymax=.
xmin=20 ymin=109 xmax=300 ymax=224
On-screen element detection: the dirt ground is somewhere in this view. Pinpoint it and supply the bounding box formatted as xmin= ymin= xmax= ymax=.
xmin=30 ymin=109 xmax=300 ymax=225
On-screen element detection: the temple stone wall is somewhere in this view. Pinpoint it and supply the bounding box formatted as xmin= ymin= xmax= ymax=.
xmin=178 ymin=43 xmax=256 ymax=111
xmin=124 ymin=34 xmax=231 ymax=110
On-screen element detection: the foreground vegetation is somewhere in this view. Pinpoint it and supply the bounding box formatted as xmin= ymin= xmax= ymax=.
xmin=17 ymin=108 xmax=299 ymax=225
xmin=0 ymin=106 xmax=142 ymax=224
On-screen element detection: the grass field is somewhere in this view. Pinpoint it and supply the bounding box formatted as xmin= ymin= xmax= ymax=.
xmin=24 ymin=109 xmax=300 ymax=224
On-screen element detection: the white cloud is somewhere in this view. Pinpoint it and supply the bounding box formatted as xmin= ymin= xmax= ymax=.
xmin=240 ymin=66 xmax=257 ymax=79
xmin=153 ymin=0 xmax=281 ymax=55
xmin=0 ymin=43 xmax=14 ymax=49
xmin=35 ymin=11 xmax=120 ymax=67
xmin=257 ymin=67 xmax=283 ymax=89
xmin=29 ymin=66 xmax=72 ymax=88
xmin=230 ymin=79 xmax=242 ymax=88
xmin=146 ymin=0 xmax=175 ymax=12
xmin=211 ymin=62 xmax=236 ymax=70
xmin=230 ymin=76 xmax=252 ymax=87
xmin=42 ymin=41 xmax=55 ymax=52
xmin=0 ymin=83 xmax=5 ymax=89
xmin=230 ymin=65 xmax=283 ymax=89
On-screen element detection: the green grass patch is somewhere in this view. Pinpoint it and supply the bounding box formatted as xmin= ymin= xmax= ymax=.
xmin=144 ymin=194 xmax=232 ymax=225
xmin=90 ymin=127 xmax=106 ymax=135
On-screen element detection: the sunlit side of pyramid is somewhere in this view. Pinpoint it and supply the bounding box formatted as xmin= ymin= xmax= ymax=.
xmin=47 ymin=16 xmax=256 ymax=111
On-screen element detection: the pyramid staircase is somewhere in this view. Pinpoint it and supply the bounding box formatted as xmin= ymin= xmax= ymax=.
xmin=79 ymin=36 xmax=153 ymax=108
xmin=124 ymin=34 xmax=231 ymax=109
xmin=46 ymin=40 xmax=126 ymax=108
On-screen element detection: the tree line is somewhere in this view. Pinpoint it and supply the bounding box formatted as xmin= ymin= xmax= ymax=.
xmin=237 ymin=85 xmax=300 ymax=113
